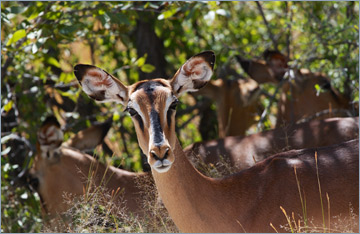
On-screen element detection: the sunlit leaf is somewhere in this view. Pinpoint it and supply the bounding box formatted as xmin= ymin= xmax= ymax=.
xmin=113 ymin=111 xmax=120 ymax=121
xmin=136 ymin=56 xmax=146 ymax=67
xmin=140 ymin=64 xmax=155 ymax=73
xmin=47 ymin=57 xmax=61 ymax=68
xmin=158 ymin=7 xmax=177 ymax=20
xmin=20 ymin=192 xmax=28 ymax=199
xmin=3 ymin=100 xmax=13 ymax=112
xmin=6 ymin=29 xmax=26 ymax=46
xmin=1 ymin=147 xmax=11 ymax=156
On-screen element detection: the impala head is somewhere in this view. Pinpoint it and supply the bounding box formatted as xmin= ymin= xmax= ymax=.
xmin=36 ymin=116 xmax=63 ymax=160
xmin=74 ymin=51 xmax=215 ymax=173
xmin=29 ymin=116 xmax=64 ymax=190
xmin=236 ymin=49 xmax=289 ymax=84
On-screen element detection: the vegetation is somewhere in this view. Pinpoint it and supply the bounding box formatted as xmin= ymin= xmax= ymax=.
xmin=1 ymin=1 xmax=358 ymax=232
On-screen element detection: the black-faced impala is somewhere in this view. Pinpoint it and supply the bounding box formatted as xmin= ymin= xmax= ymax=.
xmin=75 ymin=51 xmax=358 ymax=232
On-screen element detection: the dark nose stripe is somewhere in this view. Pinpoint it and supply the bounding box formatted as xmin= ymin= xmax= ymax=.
xmin=150 ymin=108 xmax=164 ymax=146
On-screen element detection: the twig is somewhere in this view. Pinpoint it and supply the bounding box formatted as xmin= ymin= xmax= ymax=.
xmin=118 ymin=115 xmax=130 ymax=157
xmin=257 ymin=78 xmax=286 ymax=131
xmin=176 ymin=99 xmax=208 ymax=117
xmin=256 ymin=1 xmax=278 ymax=50
xmin=1 ymin=133 xmax=36 ymax=179
xmin=284 ymin=1 xmax=292 ymax=58
xmin=178 ymin=114 xmax=198 ymax=130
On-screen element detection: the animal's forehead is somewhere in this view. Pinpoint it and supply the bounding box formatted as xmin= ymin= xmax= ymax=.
xmin=129 ymin=79 xmax=173 ymax=102
xmin=130 ymin=79 xmax=171 ymax=93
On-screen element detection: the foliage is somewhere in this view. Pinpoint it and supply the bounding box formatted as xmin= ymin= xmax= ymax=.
xmin=1 ymin=1 xmax=358 ymax=232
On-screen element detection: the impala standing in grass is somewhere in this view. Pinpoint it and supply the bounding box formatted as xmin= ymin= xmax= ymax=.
xmin=75 ymin=51 xmax=358 ymax=233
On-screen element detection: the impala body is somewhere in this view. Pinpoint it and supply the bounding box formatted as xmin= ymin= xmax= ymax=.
xmin=185 ymin=116 xmax=359 ymax=172
xmin=76 ymin=51 xmax=358 ymax=233
xmin=196 ymin=78 xmax=261 ymax=137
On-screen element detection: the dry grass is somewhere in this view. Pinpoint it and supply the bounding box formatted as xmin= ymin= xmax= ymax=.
xmin=274 ymin=203 xmax=358 ymax=233
xmin=40 ymin=151 xmax=358 ymax=233
xmin=188 ymin=151 xmax=238 ymax=178
xmin=272 ymin=152 xmax=359 ymax=233
xmin=41 ymin=172 xmax=178 ymax=233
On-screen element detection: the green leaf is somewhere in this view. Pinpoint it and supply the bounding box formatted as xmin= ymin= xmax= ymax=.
xmin=136 ymin=56 xmax=146 ymax=67
xmin=59 ymin=24 xmax=82 ymax=35
xmin=6 ymin=29 xmax=26 ymax=46
xmin=3 ymin=100 xmax=13 ymax=112
xmin=158 ymin=8 xmax=178 ymax=20
xmin=113 ymin=111 xmax=120 ymax=122
xmin=47 ymin=57 xmax=61 ymax=68
xmin=59 ymin=72 xmax=74 ymax=83
xmin=9 ymin=6 xmax=27 ymax=14
xmin=314 ymin=84 xmax=323 ymax=96
xmin=140 ymin=64 xmax=155 ymax=73
xmin=107 ymin=12 xmax=131 ymax=25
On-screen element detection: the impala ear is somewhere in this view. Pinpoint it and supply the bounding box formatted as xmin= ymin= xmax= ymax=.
xmin=63 ymin=117 xmax=112 ymax=151
xmin=74 ymin=64 xmax=129 ymax=105
xmin=170 ymin=51 xmax=215 ymax=96
xmin=263 ymin=50 xmax=288 ymax=81
xmin=37 ymin=116 xmax=63 ymax=148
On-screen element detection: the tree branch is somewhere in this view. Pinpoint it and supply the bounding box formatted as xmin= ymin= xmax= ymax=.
xmin=1 ymin=2 xmax=55 ymax=80
xmin=257 ymin=78 xmax=286 ymax=131
xmin=256 ymin=1 xmax=278 ymax=50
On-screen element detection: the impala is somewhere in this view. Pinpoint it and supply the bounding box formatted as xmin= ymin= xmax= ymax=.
xmin=185 ymin=116 xmax=359 ymax=173
xmin=236 ymin=50 xmax=352 ymax=127
xmin=75 ymin=51 xmax=358 ymax=232
xmin=61 ymin=117 xmax=112 ymax=153
xmin=196 ymin=77 xmax=261 ymax=137
xmin=29 ymin=116 xmax=146 ymax=221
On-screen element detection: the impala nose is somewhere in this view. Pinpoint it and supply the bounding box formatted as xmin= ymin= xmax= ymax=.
xmin=149 ymin=145 xmax=172 ymax=173
xmin=150 ymin=145 xmax=170 ymax=162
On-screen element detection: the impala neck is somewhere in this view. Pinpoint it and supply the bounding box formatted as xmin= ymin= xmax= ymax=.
xmin=152 ymin=138 xmax=248 ymax=233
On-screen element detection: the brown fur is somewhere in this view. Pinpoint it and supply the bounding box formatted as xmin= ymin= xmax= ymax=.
xmin=29 ymin=120 xmax=147 ymax=221
xmin=196 ymin=78 xmax=262 ymax=137
xmin=156 ymin=139 xmax=358 ymax=232
xmin=185 ymin=116 xmax=359 ymax=172
xmin=237 ymin=52 xmax=352 ymax=127
xmin=76 ymin=51 xmax=358 ymax=232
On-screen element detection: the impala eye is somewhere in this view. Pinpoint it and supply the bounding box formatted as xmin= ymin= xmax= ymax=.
xmin=169 ymin=99 xmax=179 ymax=110
xmin=125 ymin=107 xmax=138 ymax=116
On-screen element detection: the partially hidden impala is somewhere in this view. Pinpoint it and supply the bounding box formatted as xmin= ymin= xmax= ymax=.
xmin=196 ymin=77 xmax=261 ymax=137
xmin=236 ymin=50 xmax=353 ymax=127
xmin=75 ymin=51 xmax=358 ymax=233
xmin=29 ymin=116 xmax=147 ymax=223
xmin=185 ymin=116 xmax=359 ymax=173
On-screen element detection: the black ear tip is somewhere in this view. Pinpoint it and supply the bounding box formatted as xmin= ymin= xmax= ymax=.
xmin=236 ymin=56 xmax=250 ymax=73
xmin=195 ymin=51 xmax=216 ymax=69
xmin=263 ymin=49 xmax=284 ymax=60
xmin=73 ymin=64 xmax=94 ymax=81
xmin=42 ymin=115 xmax=60 ymax=128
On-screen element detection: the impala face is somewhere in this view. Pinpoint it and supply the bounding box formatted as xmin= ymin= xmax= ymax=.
xmin=30 ymin=116 xmax=64 ymax=185
xmin=36 ymin=116 xmax=63 ymax=160
xmin=74 ymin=51 xmax=215 ymax=173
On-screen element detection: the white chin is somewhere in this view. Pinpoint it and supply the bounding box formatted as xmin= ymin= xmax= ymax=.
xmin=153 ymin=165 xmax=171 ymax=173
xmin=152 ymin=160 xmax=172 ymax=173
